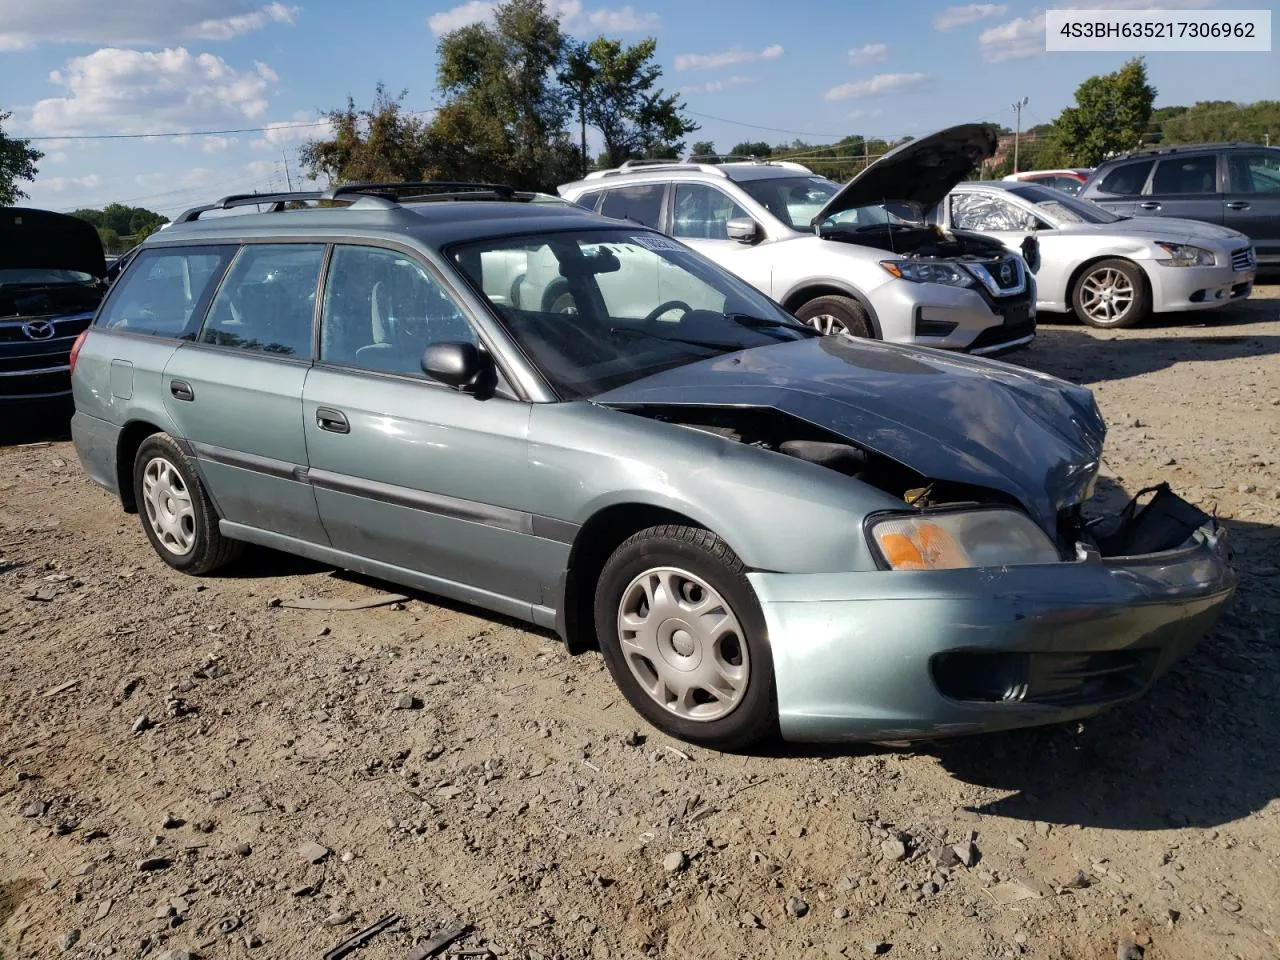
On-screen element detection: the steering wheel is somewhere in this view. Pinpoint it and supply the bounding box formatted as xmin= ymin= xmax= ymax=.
xmin=643 ymin=300 xmax=693 ymax=323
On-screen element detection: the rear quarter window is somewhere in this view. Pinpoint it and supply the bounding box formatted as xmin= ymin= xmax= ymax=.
xmin=96 ymin=245 xmax=237 ymax=339
xmin=1095 ymin=159 xmax=1155 ymax=196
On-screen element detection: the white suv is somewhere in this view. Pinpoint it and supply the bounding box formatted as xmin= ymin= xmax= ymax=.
xmin=558 ymin=124 xmax=1038 ymax=356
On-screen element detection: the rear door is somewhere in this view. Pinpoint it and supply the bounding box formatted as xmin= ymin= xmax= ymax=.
xmin=1141 ymin=152 xmax=1224 ymax=225
xmin=160 ymin=242 xmax=329 ymax=544
xmin=1224 ymin=149 xmax=1280 ymax=264
xmin=1082 ymin=158 xmax=1155 ymax=216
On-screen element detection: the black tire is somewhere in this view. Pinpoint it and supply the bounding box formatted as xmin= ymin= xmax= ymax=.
xmin=1070 ymin=258 xmax=1150 ymax=329
xmin=593 ymin=524 xmax=778 ymax=751
xmin=132 ymin=432 xmax=242 ymax=575
xmin=794 ymin=295 xmax=874 ymax=338
xmin=541 ymin=279 xmax=577 ymax=314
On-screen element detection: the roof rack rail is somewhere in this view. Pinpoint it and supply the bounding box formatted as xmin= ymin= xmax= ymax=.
xmin=684 ymin=153 xmax=758 ymax=164
xmin=583 ymin=161 xmax=727 ymax=180
xmin=1120 ymin=140 xmax=1261 ymax=158
xmin=324 ymin=180 xmax=518 ymax=201
xmin=174 ymin=190 xmax=325 ymax=223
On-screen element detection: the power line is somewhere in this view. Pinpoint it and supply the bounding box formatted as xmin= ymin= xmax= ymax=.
xmin=25 ymin=119 xmax=331 ymax=142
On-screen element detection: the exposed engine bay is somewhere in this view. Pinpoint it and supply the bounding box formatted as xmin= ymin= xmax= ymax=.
xmin=817 ymin=221 xmax=1011 ymax=260
xmin=627 ymin=405 xmax=1216 ymax=561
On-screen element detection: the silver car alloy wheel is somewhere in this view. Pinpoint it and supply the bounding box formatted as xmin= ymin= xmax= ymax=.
xmin=806 ymin=313 xmax=850 ymax=336
xmin=1079 ymin=266 xmax=1135 ymax=325
xmin=616 ymin=566 xmax=749 ymax=722
xmin=142 ymin=456 xmax=196 ymax=556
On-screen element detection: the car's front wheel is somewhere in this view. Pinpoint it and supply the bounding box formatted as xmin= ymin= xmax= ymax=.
xmin=133 ymin=433 xmax=242 ymax=575
xmin=594 ymin=525 xmax=777 ymax=751
xmin=794 ymin=295 xmax=873 ymax=338
xmin=1071 ymin=258 xmax=1150 ymax=328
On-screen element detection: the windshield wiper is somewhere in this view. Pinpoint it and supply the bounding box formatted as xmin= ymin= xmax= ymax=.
xmin=609 ymin=326 xmax=735 ymax=351
xmin=722 ymin=312 xmax=821 ymax=338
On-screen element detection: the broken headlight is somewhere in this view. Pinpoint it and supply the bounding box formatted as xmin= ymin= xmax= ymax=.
xmin=868 ymin=509 xmax=1061 ymax=570
xmin=879 ymin=260 xmax=971 ymax=287
xmin=1155 ymin=242 xmax=1215 ymax=267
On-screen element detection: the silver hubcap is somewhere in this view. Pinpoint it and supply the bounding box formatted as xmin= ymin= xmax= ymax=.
xmin=549 ymin=292 xmax=578 ymax=315
xmin=807 ymin=313 xmax=850 ymax=336
xmin=1080 ymin=267 xmax=1135 ymax=324
xmin=142 ymin=456 xmax=196 ymax=556
xmin=616 ymin=566 xmax=749 ymax=722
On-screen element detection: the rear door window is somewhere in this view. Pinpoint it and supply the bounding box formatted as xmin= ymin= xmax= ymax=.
xmin=1096 ymin=159 xmax=1154 ymax=196
xmin=599 ymin=183 xmax=666 ymax=228
xmin=1150 ymin=155 xmax=1218 ymax=194
xmin=198 ymin=244 xmax=325 ymax=359
xmin=95 ymin=245 xmax=236 ymax=339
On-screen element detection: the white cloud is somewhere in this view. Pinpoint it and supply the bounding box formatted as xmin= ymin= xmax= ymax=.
xmin=245 ymin=159 xmax=280 ymax=180
xmin=674 ymin=44 xmax=784 ymax=71
xmin=39 ymin=174 xmax=103 ymax=192
xmin=825 ymin=72 xmax=933 ymax=101
xmin=29 ymin=47 xmax=278 ymax=136
xmin=0 ymin=1 xmax=299 ymax=46
xmin=201 ymin=136 xmax=238 ymax=153
xmin=426 ymin=0 xmax=659 ymax=36
xmin=847 ymin=42 xmax=888 ymax=64
xmin=679 ymin=75 xmax=755 ymax=95
xmin=187 ymin=3 xmax=298 ymax=40
xmin=250 ymin=113 xmax=335 ymax=149
xmin=978 ymin=0 xmax=1223 ymax=61
xmin=933 ymin=3 xmax=1007 ymax=31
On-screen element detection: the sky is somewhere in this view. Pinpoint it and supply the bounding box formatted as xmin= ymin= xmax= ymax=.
xmin=1 ymin=0 xmax=1276 ymax=219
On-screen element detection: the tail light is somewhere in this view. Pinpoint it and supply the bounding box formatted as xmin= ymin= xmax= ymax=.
xmin=69 ymin=329 xmax=89 ymax=376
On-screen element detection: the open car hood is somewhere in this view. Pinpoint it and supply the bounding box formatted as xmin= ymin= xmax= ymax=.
xmin=594 ymin=336 xmax=1105 ymax=532
xmin=0 ymin=207 xmax=106 ymax=278
xmin=814 ymin=123 xmax=998 ymax=223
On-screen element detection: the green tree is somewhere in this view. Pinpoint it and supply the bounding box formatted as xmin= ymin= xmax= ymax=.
xmin=729 ymin=141 xmax=773 ymax=158
xmin=96 ymin=226 xmax=121 ymax=253
xmin=0 ymin=110 xmax=42 ymax=206
xmin=72 ymin=203 xmax=168 ymax=239
xmin=1159 ymin=100 xmax=1280 ymax=145
xmin=559 ymin=41 xmax=597 ymax=176
xmin=428 ymin=0 xmax=578 ymax=189
xmin=689 ymin=139 xmax=716 ymax=158
xmin=577 ymin=36 xmax=696 ymax=169
xmin=1048 ymin=57 xmax=1157 ymax=166
xmin=299 ymin=84 xmax=431 ymax=184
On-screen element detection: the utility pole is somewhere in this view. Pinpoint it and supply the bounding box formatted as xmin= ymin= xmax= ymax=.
xmin=281 ymin=149 xmax=294 ymax=191
xmin=1011 ymin=97 xmax=1029 ymax=173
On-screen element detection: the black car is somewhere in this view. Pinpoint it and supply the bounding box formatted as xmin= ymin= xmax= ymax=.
xmin=1 ymin=208 xmax=108 ymax=404
xmin=1080 ymin=142 xmax=1279 ymax=270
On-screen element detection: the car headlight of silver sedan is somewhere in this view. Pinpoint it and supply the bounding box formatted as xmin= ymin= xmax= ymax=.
xmin=1155 ymin=242 xmax=1216 ymax=267
xmin=868 ymin=508 xmax=1061 ymax=570
xmin=880 ymin=260 xmax=972 ymax=286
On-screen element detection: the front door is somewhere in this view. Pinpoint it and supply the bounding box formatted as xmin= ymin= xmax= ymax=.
xmin=302 ymin=243 xmax=550 ymax=606
xmin=668 ymin=182 xmax=774 ymax=296
xmin=161 ymin=242 xmax=328 ymax=543
xmin=1142 ymin=153 xmax=1224 ymax=225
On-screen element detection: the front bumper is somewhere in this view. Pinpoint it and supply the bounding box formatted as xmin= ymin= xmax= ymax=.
xmin=0 ymin=311 xmax=94 ymax=401
xmin=750 ymin=532 xmax=1234 ymax=742
xmin=872 ymin=280 xmax=1036 ymax=356
xmin=1147 ymin=261 xmax=1255 ymax=312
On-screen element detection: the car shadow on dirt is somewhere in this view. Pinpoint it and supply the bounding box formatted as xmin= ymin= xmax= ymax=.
xmin=1016 ymin=325 xmax=1280 ymax=386
xmin=0 ymin=399 xmax=73 ymax=447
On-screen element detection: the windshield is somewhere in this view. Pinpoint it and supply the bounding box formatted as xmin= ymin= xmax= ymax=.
xmin=449 ymin=228 xmax=816 ymax=399
xmin=1005 ymin=184 xmax=1121 ymax=224
xmin=739 ymin=176 xmax=840 ymax=229
xmin=0 ymin=267 xmax=96 ymax=286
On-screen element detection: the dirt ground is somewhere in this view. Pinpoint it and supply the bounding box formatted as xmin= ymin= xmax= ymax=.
xmin=2 ymin=289 xmax=1279 ymax=960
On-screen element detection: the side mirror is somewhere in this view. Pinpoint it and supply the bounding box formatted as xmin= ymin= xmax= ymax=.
xmin=726 ymin=218 xmax=761 ymax=244
xmin=421 ymin=341 xmax=493 ymax=393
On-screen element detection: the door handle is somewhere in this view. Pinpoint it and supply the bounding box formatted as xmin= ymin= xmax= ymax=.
xmin=1226 ymin=201 xmax=1250 ymax=210
xmin=1138 ymin=201 xmax=1161 ymax=210
xmin=316 ymin=407 xmax=350 ymax=434
xmin=169 ymin=379 xmax=194 ymax=402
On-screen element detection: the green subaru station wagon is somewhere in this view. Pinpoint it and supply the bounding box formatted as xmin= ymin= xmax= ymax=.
xmin=69 ymin=182 xmax=1234 ymax=751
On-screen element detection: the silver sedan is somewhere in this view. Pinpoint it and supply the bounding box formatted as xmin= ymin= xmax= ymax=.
xmin=940 ymin=181 xmax=1257 ymax=327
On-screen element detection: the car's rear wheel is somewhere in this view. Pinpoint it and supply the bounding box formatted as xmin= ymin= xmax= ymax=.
xmin=594 ymin=525 xmax=777 ymax=751
xmin=133 ymin=433 xmax=241 ymax=575
xmin=1072 ymin=259 xmax=1150 ymax=328
xmin=795 ymin=295 xmax=873 ymax=338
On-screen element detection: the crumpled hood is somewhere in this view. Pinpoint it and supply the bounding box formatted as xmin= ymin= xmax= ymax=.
xmin=594 ymin=336 xmax=1106 ymax=531
xmin=815 ymin=123 xmax=998 ymax=222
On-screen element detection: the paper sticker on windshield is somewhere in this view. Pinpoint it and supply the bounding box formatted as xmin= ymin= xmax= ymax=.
xmin=630 ymin=234 xmax=682 ymax=251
